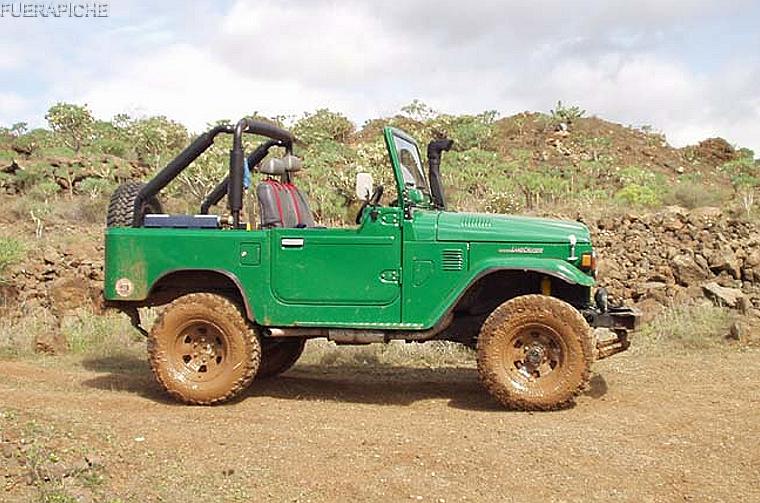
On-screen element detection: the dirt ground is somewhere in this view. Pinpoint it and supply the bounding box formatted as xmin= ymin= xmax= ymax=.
xmin=1 ymin=348 xmax=759 ymax=503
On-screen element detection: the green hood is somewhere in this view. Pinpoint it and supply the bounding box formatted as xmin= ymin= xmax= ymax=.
xmin=436 ymin=212 xmax=591 ymax=244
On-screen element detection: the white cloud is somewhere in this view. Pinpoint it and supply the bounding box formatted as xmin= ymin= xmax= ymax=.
xmin=2 ymin=0 xmax=760 ymax=152
xmin=0 ymin=93 xmax=32 ymax=126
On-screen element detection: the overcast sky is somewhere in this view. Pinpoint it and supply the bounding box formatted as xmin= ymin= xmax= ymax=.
xmin=1 ymin=0 xmax=760 ymax=151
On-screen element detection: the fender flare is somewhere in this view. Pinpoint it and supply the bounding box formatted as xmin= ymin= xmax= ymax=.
xmin=425 ymin=258 xmax=595 ymax=330
xmin=148 ymin=268 xmax=256 ymax=321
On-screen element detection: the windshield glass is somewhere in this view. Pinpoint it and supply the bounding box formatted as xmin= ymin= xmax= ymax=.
xmin=394 ymin=135 xmax=428 ymax=192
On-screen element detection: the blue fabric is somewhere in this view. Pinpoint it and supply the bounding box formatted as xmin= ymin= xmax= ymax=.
xmin=243 ymin=158 xmax=251 ymax=189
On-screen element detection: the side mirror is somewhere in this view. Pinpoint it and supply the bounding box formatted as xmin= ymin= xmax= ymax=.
xmin=355 ymin=172 xmax=374 ymax=201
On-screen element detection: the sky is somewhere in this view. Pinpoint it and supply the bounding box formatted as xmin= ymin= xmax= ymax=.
xmin=1 ymin=0 xmax=760 ymax=151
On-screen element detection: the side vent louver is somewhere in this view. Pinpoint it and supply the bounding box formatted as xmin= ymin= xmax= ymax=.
xmin=442 ymin=249 xmax=464 ymax=271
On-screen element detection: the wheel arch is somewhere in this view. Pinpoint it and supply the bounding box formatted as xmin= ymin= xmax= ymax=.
xmin=146 ymin=269 xmax=255 ymax=321
xmin=450 ymin=262 xmax=594 ymax=316
xmin=435 ymin=265 xmax=593 ymax=346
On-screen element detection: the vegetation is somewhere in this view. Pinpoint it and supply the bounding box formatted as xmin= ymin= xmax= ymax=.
xmin=1 ymin=100 xmax=758 ymax=228
xmin=636 ymin=302 xmax=737 ymax=351
xmin=0 ymin=236 xmax=24 ymax=282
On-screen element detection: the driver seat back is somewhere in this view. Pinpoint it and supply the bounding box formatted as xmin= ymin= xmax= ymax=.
xmin=255 ymin=155 xmax=315 ymax=228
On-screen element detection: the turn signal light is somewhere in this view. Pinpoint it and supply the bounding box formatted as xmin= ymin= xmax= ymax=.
xmin=580 ymin=252 xmax=596 ymax=272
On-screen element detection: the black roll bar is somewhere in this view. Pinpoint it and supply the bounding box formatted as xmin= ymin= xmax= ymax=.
xmin=133 ymin=119 xmax=295 ymax=227
xmin=200 ymin=139 xmax=284 ymax=215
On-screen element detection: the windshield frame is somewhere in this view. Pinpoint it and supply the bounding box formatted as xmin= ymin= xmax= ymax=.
xmin=384 ymin=127 xmax=432 ymax=212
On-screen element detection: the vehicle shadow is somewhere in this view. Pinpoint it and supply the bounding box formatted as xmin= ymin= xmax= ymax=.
xmin=79 ymin=356 xmax=608 ymax=411
xmin=248 ymin=365 xmax=506 ymax=412
xmin=80 ymin=354 xmax=175 ymax=404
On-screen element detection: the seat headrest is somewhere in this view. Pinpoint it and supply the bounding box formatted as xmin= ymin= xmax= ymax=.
xmin=257 ymin=157 xmax=286 ymax=175
xmin=281 ymin=154 xmax=303 ymax=172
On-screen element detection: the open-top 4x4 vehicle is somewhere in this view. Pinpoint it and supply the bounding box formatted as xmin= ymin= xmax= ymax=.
xmin=104 ymin=118 xmax=638 ymax=410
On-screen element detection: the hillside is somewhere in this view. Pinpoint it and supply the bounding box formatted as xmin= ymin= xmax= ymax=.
xmin=1 ymin=102 xmax=759 ymax=353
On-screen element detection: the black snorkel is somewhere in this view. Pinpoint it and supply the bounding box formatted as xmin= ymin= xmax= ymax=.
xmin=427 ymin=138 xmax=454 ymax=210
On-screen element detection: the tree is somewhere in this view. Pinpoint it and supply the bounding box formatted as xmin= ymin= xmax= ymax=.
xmin=721 ymin=151 xmax=759 ymax=216
xmin=293 ymin=109 xmax=354 ymax=145
xmin=130 ymin=116 xmax=188 ymax=171
xmin=45 ymin=102 xmax=95 ymax=154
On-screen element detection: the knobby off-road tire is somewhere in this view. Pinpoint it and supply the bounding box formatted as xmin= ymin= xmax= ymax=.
xmin=477 ymin=295 xmax=593 ymax=411
xmin=148 ymin=293 xmax=260 ymax=405
xmin=257 ymin=338 xmax=306 ymax=379
xmin=106 ymin=181 xmax=163 ymax=227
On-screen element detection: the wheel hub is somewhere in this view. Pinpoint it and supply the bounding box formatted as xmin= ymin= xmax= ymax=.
xmin=524 ymin=344 xmax=545 ymax=367
xmin=506 ymin=325 xmax=563 ymax=381
xmin=172 ymin=322 xmax=227 ymax=381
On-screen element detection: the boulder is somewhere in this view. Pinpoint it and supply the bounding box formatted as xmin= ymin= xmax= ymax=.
xmin=49 ymin=276 xmax=93 ymax=315
xmin=671 ymin=254 xmax=709 ymax=286
xmin=708 ymin=248 xmax=742 ymax=279
xmin=702 ymin=282 xmax=745 ymax=308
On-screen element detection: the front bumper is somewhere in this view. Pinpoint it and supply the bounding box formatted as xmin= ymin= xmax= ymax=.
xmin=582 ymin=306 xmax=640 ymax=359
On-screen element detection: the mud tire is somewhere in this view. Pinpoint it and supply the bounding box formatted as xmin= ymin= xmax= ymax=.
xmin=257 ymin=338 xmax=306 ymax=379
xmin=477 ymin=295 xmax=593 ymax=411
xmin=148 ymin=293 xmax=260 ymax=405
xmin=106 ymin=181 xmax=162 ymax=227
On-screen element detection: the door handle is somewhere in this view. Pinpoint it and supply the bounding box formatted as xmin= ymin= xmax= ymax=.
xmin=281 ymin=238 xmax=304 ymax=248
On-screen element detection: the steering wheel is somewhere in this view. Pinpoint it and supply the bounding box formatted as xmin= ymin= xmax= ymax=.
xmin=355 ymin=185 xmax=384 ymax=224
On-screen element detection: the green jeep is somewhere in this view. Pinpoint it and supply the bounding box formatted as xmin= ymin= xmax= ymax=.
xmin=104 ymin=118 xmax=638 ymax=410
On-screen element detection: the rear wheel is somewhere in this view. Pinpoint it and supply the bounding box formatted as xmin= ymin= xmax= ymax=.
xmin=106 ymin=181 xmax=162 ymax=227
xmin=148 ymin=293 xmax=260 ymax=405
xmin=257 ymin=338 xmax=306 ymax=379
xmin=477 ymin=295 xmax=593 ymax=410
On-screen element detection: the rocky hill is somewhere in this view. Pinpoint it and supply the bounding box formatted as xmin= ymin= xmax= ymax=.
xmin=1 ymin=104 xmax=759 ymax=351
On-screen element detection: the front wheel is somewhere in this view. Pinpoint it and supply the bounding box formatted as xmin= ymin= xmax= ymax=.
xmin=477 ymin=295 xmax=593 ymax=410
xmin=148 ymin=293 xmax=260 ymax=405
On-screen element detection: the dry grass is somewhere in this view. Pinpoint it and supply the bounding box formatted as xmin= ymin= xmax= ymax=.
xmin=634 ymin=301 xmax=737 ymax=352
xmin=0 ymin=309 xmax=146 ymax=361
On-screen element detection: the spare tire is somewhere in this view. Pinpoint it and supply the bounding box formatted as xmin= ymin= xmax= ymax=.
xmin=106 ymin=181 xmax=163 ymax=227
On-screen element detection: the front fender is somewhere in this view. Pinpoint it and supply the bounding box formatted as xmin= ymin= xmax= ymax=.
xmin=474 ymin=256 xmax=595 ymax=287
xmin=420 ymin=257 xmax=594 ymax=330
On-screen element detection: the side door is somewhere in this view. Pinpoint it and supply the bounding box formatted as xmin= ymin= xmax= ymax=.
xmin=269 ymin=206 xmax=403 ymax=326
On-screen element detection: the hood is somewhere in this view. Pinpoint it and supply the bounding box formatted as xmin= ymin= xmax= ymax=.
xmin=437 ymin=212 xmax=591 ymax=244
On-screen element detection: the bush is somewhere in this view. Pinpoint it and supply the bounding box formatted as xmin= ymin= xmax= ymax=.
xmin=78 ymin=177 xmax=116 ymax=199
xmin=0 ymin=236 xmax=24 ymax=281
xmin=550 ymin=100 xmax=585 ymax=125
xmin=637 ymin=302 xmax=735 ymax=350
xmin=28 ymin=180 xmax=60 ymax=201
xmin=293 ymin=109 xmax=354 ymax=145
xmin=666 ymin=181 xmax=727 ymax=208
xmin=614 ymin=166 xmax=666 ymax=207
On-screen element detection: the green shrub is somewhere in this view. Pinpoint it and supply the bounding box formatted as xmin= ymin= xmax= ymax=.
xmin=293 ymin=109 xmax=354 ymax=145
xmin=78 ymin=177 xmax=116 ymax=199
xmin=28 ymin=179 xmax=61 ymax=201
xmin=614 ymin=166 xmax=666 ymax=207
xmin=614 ymin=184 xmax=661 ymax=207
xmin=0 ymin=237 xmax=24 ymax=280
xmin=550 ymin=100 xmax=585 ymax=125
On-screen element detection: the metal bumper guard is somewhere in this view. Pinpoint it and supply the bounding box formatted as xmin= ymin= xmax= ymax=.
xmin=582 ymin=306 xmax=640 ymax=359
